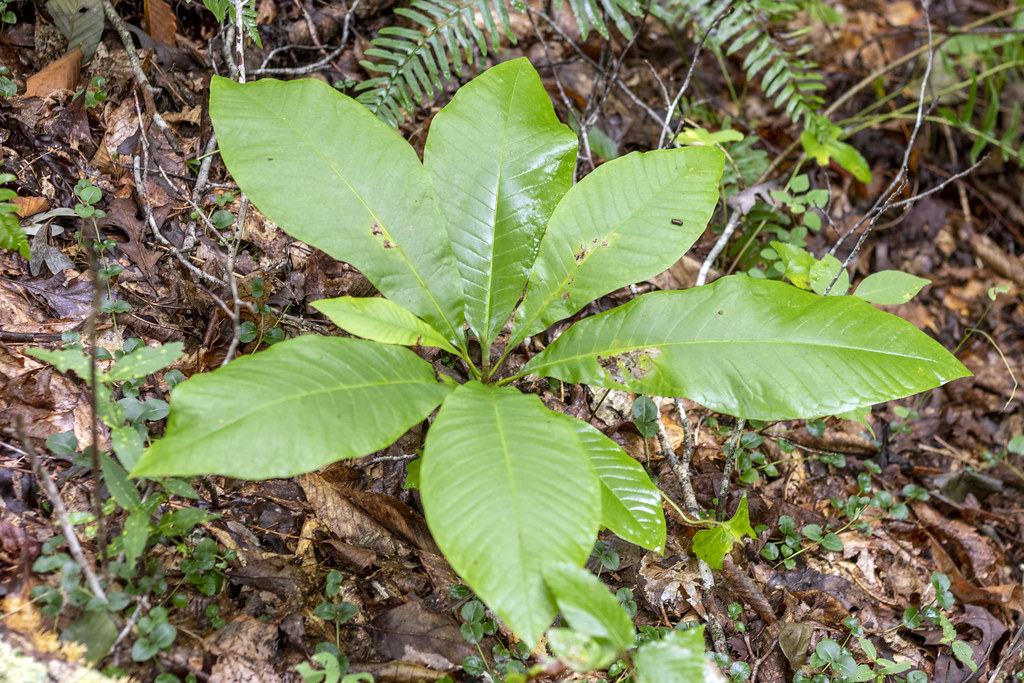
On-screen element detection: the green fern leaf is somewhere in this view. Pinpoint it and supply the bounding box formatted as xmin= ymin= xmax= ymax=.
xmin=673 ymin=0 xmax=826 ymax=124
xmin=355 ymin=0 xmax=643 ymax=126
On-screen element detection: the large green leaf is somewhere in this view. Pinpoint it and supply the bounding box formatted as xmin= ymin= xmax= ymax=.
xmin=131 ymin=337 xmax=451 ymax=479
xmin=511 ymin=146 xmax=724 ymax=344
xmin=556 ymin=414 xmax=665 ymax=552
xmin=522 ymin=276 xmax=971 ymax=421
xmin=312 ymin=297 xmax=458 ymax=354
xmin=210 ymin=77 xmax=465 ymax=344
xmin=420 ymin=382 xmax=601 ymax=647
xmin=423 ymin=58 xmax=576 ymax=348
xmin=543 ymin=563 xmax=636 ymax=651
xmin=633 ymin=628 xmax=707 ymax=683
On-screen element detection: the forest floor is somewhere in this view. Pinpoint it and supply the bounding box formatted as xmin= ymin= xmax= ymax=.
xmin=0 ymin=0 xmax=1023 ymax=681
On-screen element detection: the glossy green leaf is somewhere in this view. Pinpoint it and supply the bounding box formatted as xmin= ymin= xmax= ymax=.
xmin=210 ymin=76 xmax=465 ymax=344
xmin=543 ymin=563 xmax=635 ymax=651
xmin=0 ymin=212 xmax=29 ymax=259
xmin=312 ymin=297 xmax=458 ymax=353
xmin=424 ymin=58 xmax=576 ymax=347
xmin=25 ymin=348 xmax=91 ymax=383
xmin=810 ymin=253 xmax=849 ymax=296
xmin=110 ymin=425 xmax=144 ymax=472
xmin=107 ymin=343 xmax=183 ymax=382
xmin=512 ymin=146 xmax=724 ymax=344
xmin=693 ymin=494 xmax=755 ymax=569
xmin=801 ymin=117 xmax=872 ymax=183
xmin=633 ymin=628 xmax=707 ymax=683
xmin=557 ymin=415 xmax=665 ymax=552
xmin=691 ymin=527 xmax=732 ymax=570
xmin=121 ymin=506 xmax=151 ymax=569
xmin=131 ymin=337 xmax=451 ymax=479
xmin=772 ymin=240 xmax=817 ymax=290
xmin=854 ymin=270 xmax=930 ymax=305
xmin=721 ymin=493 xmax=756 ymax=541
xmin=99 ymin=452 xmax=140 ymax=510
xmin=523 ymin=275 xmax=970 ymax=421
xmin=420 ymin=382 xmax=600 ymax=647
xmin=547 ymin=628 xmax=619 ymax=672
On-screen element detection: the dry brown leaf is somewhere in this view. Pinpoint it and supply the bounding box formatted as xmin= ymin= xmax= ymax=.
xmin=160 ymin=104 xmax=201 ymax=125
xmin=24 ymin=48 xmax=82 ymax=98
xmin=91 ymin=97 xmax=140 ymax=179
xmin=144 ymin=0 xmax=177 ymax=45
xmin=371 ymin=599 xmax=475 ymax=672
xmin=882 ymin=1 xmax=922 ymax=27
xmin=11 ymin=197 xmax=50 ymax=217
xmin=256 ymin=0 xmax=276 ymax=24
xmin=637 ymin=551 xmax=705 ymax=617
xmin=971 ymin=232 xmax=1024 ymax=286
xmin=297 ymin=472 xmax=403 ymax=556
xmin=913 ymin=501 xmax=999 ymax=583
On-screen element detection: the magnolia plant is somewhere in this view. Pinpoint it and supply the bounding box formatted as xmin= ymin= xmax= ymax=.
xmin=132 ymin=58 xmax=968 ymax=664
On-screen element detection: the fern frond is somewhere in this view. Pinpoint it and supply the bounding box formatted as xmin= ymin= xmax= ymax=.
xmin=667 ymin=0 xmax=826 ymax=124
xmin=355 ymin=0 xmax=647 ymax=126
xmin=354 ymin=0 xmax=514 ymax=127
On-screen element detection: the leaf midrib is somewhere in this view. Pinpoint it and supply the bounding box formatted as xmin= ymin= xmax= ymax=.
xmin=239 ymin=83 xmax=459 ymax=342
xmin=529 ymin=337 xmax=945 ymax=372
xmin=516 ymin=150 xmax=710 ymax=339
xmin=177 ymin=376 xmax=442 ymax=446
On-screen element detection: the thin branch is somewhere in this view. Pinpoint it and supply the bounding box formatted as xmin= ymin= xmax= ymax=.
xmin=17 ymin=416 xmax=108 ymax=604
xmin=696 ymin=212 xmax=740 ymax=286
xmin=657 ymin=3 xmax=730 ymax=149
xmin=101 ymin=0 xmax=182 ymax=156
xmin=716 ymin=418 xmax=744 ymax=522
xmin=824 ymin=0 xmax=936 ymax=295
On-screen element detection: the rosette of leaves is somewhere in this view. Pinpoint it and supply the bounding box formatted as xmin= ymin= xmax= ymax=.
xmin=132 ymin=58 xmax=969 ymax=648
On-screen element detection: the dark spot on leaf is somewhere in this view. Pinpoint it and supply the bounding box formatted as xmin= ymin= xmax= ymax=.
xmin=574 ymin=244 xmax=587 ymax=263
xmin=561 ymin=292 xmax=570 ymax=299
xmin=671 ymin=218 xmax=683 ymax=226
xmin=383 ymin=240 xmax=394 ymax=249
xmin=597 ymin=348 xmax=662 ymax=385
xmin=371 ymin=220 xmax=383 ymax=236
xmin=601 ymin=241 xmax=609 ymax=247
xmin=717 ymin=310 xmax=724 ymax=315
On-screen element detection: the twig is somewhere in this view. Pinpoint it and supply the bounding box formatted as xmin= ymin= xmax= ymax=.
xmin=696 ymin=212 xmax=740 ymax=286
xmin=100 ymin=0 xmax=182 ymax=156
xmin=82 ymin=214 xmax=109 ymax=580
xmin=17 ymin=416 xmax=108 ymax=604
xmin=132 ymin=116 xmax=226 ymax=289
xmin=987 ymin=614 xmax=1024 ymax=682
xmin=657 ymin=3 xmax=730 ymax=150
xmin=233 ymin=0 xmax=248 ymax=82
xmin=218 ymin=196 xmax=249 ymax=367
xmin=824 ymin=0 xmax=936 ymax=295
xmin=255 ymin=0 xmax=359 ymax=76
xmin=525 ymin=7 xmax=666 ymax=131
xmin=716 ymin=419 xmax=744 ymax=522
xmin=654 ymin=398 xmax=728 ymax=656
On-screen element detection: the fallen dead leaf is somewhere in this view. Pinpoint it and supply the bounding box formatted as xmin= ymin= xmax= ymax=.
xmin=144 ymin=0 xmax=177 ymax=45
xmin=371 ymin=598 xmax=475 ymax=672
xmin=25 ymin=48 xmax=82 ymax=98
xmin=11 ymin=197 xmax=50 ymax=217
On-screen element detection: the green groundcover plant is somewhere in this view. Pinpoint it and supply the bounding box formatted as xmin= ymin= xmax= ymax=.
xmin=131 ymin=58 xmax=969 ymax=657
